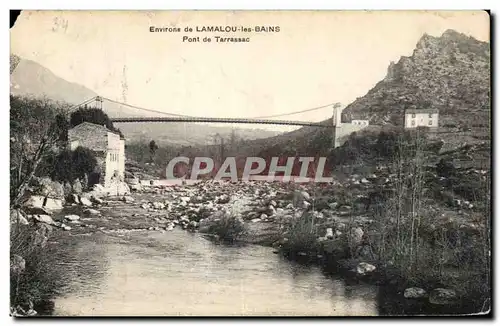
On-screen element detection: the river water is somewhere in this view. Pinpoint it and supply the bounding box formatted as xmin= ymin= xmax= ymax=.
xmin=50 ymin=229 xmax=379 ymax=316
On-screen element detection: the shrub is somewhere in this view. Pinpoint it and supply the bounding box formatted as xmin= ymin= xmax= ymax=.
xmin=207 ymin=212 xmax=247 ymax=243
xmin=281 ymin=211 xmax=319 ymax=255
xmin=10 ymin=224 xmax=62 ymax=315
xmin=39 ymin=147 xmax=97 ymax=183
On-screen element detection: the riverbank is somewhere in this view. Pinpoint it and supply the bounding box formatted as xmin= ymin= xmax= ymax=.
xmin=13 ymin=176 xmax=490 ymax=316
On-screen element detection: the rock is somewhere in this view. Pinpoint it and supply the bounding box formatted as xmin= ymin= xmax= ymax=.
xmin=302 ymin=201 xmax=311 ymax=209
xmin=72 ymin=179 xmax=83 ymax=194
xmin=152 ymin=202 xmax=165 ymax=210
xmin=91 ymin=196 xmax=103 ymax=205
xmin=286 ymin=203 xmax=294 ymax=209
xmin=83 ymin=208 xmax=101 ymax=216
xmin=189 ymin=221 xmax=198 ymax=228
xmin=328 ymin=202 xmax=338 ymax=209
xmin=79 ymin=196 xmax=93 ymax=207
xmin=32 ymin=214 xmax=57 ymax=226
xmin=68 ymin=194 xmax=80 ymax=204
xmin=301 ymin=191 xmax=311 ymax=201
xmin=180 ymin=196 xmax=191 ymax=203
xmin=10 ymin=254 xmax=25 ymax=275
xmin=404 ymin=287 xmax=427 ymax=299
xmin=361 ymin=178 xmax=370 ymax=184
xmin=270 ymin=200 xmax=277 ymax=207
xmin=216 ymin=194 xmax=230 ymax=204
xmin=267 ymin=205 xmax=277 ymax=216
xmin=25 ymin=195 xmax=63 ymax=211
xmin=35 ymin=177 xmax=65 ymax=199
xmin=141 ymin=203 xmax=149 ymax=210
xmin=251 ymin=218 xmax=262 ymax=223
xmin=122 ymin=195 xmax=135 ymax=203
xmin=337 ymin=222 xmax=346 ymax=231
xmin=130 ymin=183 xmax=142 ymax=192
xmin=350 ymin=227 xmax=364 ymax=246
xmin=10 ymin=209 xmax=29 ymax=225
xmin=61 ymin=224 xmax=72 ymax=231
xmin=260 ymin=213 xmax=268 ymax=220
xmin=429 ymin=288 xmax=457 ymax=305
xmin=356 ymin=262 xmax=376 ymax=275
xmin=325 ymin=228 xmax=334 ymax=239
xmin=165 ymin=223 xmax=175 ymax=231
xmin=64 ymin=214 xmax=80 ymax=221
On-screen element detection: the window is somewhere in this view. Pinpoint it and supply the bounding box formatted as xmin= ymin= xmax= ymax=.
xmin=429 ymin=120 xmax=433 ymax=126
xmin=429 ymin=113 xmax=433 ymax=118
xmin=411 ymin=113 xmax=416 ymax=118
xmin=411 ymin=120 xmax=415 ymax=126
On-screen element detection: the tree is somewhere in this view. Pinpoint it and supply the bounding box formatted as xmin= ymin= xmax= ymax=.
xmin=10 ymin=95 xmax=69 ymax=208
xmin=70 ymin=107 xmax=123 ymax=138
xmin=149 ymin=140 xmax=159 ymax=163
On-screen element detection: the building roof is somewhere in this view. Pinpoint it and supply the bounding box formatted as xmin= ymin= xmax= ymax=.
xmin=69 ymin=122 xmax=123 ymax=137
xmin=405 ymin=108 xmax=439 ymax=114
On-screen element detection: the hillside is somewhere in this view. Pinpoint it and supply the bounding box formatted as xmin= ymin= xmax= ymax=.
xmin=9 ymin=54 xmax=282 ymax=145
xmin=231 ymin=30 xmax=491 ymax=158
xmin=341 ymin=29 xmax=490 ymax=127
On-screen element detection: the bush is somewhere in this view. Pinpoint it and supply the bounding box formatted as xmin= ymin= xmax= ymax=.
xmin=207 ymin=212 xmax=247 ymax=243
xmin=281 ymin=211 xmax=319 ymax=255
xmin=39 ymin=147 xmax=98 ymax=183
xmin=10 ymin=224 xmax=62 ymax=315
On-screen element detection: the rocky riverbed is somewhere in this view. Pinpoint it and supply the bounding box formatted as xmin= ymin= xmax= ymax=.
xmin=11 ymin=173 xmax=489 ymax=316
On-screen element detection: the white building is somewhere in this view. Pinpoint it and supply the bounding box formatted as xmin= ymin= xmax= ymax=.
xmin=68 ymin=122 xmax=125 ymax=187
xmin=404 ymin=109 xmax=439 ymax=129
xmin=351 ymin=120 xmax=370 ymax=126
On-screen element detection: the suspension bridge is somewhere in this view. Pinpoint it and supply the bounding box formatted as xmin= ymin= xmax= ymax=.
xmin=69 ymin=96 xmax=340 ymax=128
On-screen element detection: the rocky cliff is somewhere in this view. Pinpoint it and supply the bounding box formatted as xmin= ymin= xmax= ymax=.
xmin=341 ymin=30 xmax=490 ymax=127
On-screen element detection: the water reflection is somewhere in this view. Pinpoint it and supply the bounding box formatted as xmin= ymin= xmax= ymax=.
xmin=52 ymin=230 xmax=378 ymax=316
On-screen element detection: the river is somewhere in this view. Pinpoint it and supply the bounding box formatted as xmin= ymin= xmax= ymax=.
xmin=49 ymin=229 xmax=379 ymax=316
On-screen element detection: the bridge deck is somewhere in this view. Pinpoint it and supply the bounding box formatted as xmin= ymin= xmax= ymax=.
xmin=111 ymin=116 xmax=331 ymax=127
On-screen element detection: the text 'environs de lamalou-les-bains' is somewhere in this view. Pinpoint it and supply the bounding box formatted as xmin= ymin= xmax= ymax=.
xmin=149 ymin=26 xmax=281 ymax=33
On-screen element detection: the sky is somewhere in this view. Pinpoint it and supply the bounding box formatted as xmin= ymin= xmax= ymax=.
xmin=10 ymin=10 xmax=490 ymax=126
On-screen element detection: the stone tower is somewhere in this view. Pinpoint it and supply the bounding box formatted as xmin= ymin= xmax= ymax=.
xmin=332 ymin=103 xmax=342 ymax=148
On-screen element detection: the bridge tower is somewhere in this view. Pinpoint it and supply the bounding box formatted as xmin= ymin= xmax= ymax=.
xmin=332 ymin=103 xmax=342 ymax=148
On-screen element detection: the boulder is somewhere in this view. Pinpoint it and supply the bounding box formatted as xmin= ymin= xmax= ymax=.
xmin=35 ymin=177 xmax=65 ymax=199
xmin=325 ymin=228 xmax=334 ymax=239
xmin=32 ymin=214 xmax=57 ymax=226
xmin=122 ymin=195 xmax=135 ymax=203
xmin=429 ymin=288 xmax=457 ymax=305
xmin=24 ymin=195 xmax=63 ymax=211
xmin=91 ymin=196 xmax=104 ymax=205
xmin=356 ymin=262 xmax=376 ymax=275
xmin=350 ymin=227 xmax=364 ymax=246
xmin=83 ymin=208 xmax=101 ymax=216
xmin=72 ymin=179 xmax=83 ymax=194
xmin=64 ymin=214 xmax=80 ymax=221
xmin=404 ymin=287 xmax=427 ymax=299
xmin=10 ymin=209 xmax=29 ymax=225
xmin=79 ymin=196 xmax=93 ymax=207
xmin=152 ymin=202 xmax=165 ymax=210
xmin=106 ymin=181 xmax=131 ymax=196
